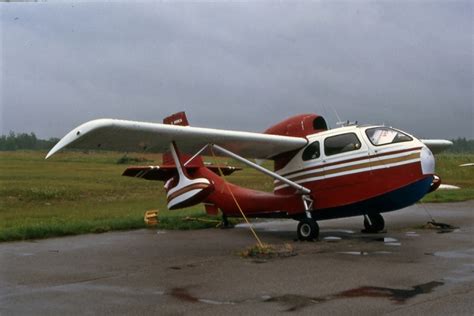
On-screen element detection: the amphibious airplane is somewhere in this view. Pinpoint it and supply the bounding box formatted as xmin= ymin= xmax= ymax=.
xmin=46 ymin=112 xmax=452 ymax=240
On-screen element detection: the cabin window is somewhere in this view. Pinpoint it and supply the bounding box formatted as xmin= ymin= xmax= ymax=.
xmin=324 ymin=133 xmax=361 ymax=156
xmin=365 ymin=127 xmax=412 ymax=146
xmin=302 ymin=141 xmax=320 ymax=161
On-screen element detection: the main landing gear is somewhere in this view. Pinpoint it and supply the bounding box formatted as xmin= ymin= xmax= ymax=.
xmin=297 ymin=195 xmax=319 ymax=241
xmin=363 ymin=213 xmax=385 ymax=233
xmin=297 ymin=218 xmax=319 ymax=241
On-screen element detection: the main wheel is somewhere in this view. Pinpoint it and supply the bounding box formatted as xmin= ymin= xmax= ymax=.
xmin=297 ymin=219 xmax=319 ymax=241
xmin=363 ymin=213 xmax=385 ymax=233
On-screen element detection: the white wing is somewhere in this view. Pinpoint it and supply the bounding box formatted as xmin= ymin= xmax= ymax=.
xmin=46 ymin=119 xmax=307 ymax=159
xmin=420 ymin=139 xmax=453 ymax=154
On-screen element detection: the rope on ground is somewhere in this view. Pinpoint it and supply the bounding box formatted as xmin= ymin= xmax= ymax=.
xmin=210 ymin=146 xmax=264 ymax=248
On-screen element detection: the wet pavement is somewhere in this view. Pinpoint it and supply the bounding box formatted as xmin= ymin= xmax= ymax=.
xmin=1 ymin=201 xmax=473 ymax=315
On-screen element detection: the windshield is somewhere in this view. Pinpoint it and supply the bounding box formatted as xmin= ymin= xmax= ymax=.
xmin=365 ymin=127 xmax=412 ymax=146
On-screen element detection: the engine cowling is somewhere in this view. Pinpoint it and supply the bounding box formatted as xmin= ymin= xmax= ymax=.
xmin=264 ymin=114 xmax=328 ymax=171
xmin=264 ymin=113 xmax=328 ymax=138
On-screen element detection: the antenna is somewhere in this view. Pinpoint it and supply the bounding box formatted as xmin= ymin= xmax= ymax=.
xmin=331 ymin=106 xmax=357 ymax=127
xmin=321 ymin=104 xmax=331 ymax=129
xmin=333 ymin=107 xmax=342 ymax=123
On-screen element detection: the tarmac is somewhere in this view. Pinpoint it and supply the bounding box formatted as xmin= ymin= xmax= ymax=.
xmin=1 ymin=201 xmax=473 ymax=315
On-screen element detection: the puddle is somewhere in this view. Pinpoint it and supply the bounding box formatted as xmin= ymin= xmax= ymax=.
xmin=168 ymin=281 xmax=443 ymax=311
xmin=324 ymin=236 xmax=342 ymax=241
xmin=375 ymin=237 xmax=401 ymax=247
xmin=437 ymin=229 xmax=460 ymax=234
xmin=170 ymin=287 xmax=199 ymax=303
xmin=373 ymin=251 xmax=392 ymax=255
xmin=334 ymin=281 xmax=443 ymax=303
xmin=263 ymin=294 xmax=326 ymax=311
xmin=444 ymin=264 xmax=474 ymax=283
xmin=168 ymin=263 xmax=197 ymax=270
xmin=198 ymin=298 xmax=235 ymax=305
xmin=169 ymin=287 xmax=234 ymax=305
xmin=339 ymin=251 xmax=391 ymax=256
xmin=327 ymin=229 xmax=355 ymax=234
xmin=434 ymin=248 xmax=474 ymax=259
xmin=339 ymin=251 xmax=369 ymax=256
xmin=262 ymin=281 xmax=444 ymax=311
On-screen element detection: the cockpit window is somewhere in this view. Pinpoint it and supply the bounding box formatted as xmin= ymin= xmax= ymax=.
xmin=324 ymin=133 xmax=361 ymax=156
xmin=302 ymin=141 xmax=320 ymax=161
xmin=365 ymin=127 xmax=412 ymax=146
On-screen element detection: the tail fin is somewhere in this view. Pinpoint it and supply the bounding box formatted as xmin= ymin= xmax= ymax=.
xmin=162 ymin=112 xmax=204 ymax=167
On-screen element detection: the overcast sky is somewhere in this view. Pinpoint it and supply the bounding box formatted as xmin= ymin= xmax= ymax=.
xmin=1 ymin=1 xmax=472 ymax=140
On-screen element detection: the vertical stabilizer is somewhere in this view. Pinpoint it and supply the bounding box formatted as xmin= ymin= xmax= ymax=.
xmin=162 ymin=112 xmax=204 ymax=167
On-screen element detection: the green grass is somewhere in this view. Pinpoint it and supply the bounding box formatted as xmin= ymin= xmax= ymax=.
xmin=421 ymin=153 xmax=474 ymax=203
xmin=0 ymin=151 xmax=472 ymax=242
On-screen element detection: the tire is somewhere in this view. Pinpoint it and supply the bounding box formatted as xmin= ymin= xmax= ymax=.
xmin=297 ymin=219 xmax=319 ymax=241
xmin=363 ymin=213 xmax=385 ymax=233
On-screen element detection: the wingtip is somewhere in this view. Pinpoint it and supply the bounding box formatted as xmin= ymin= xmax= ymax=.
xmin=45 ymin=151 xmax=54 ymax=160
xmin=44 ymin=118 xmax=116 ymax=160
xmin=45 ymin=143 xmax=61 ymax=159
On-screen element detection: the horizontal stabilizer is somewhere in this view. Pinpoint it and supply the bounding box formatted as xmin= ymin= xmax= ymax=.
xmin=122 ymin=164 xmax=241 ymax=181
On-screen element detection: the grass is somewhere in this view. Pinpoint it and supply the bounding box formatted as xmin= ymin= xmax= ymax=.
xmin=0 ymin=151 xmax=472 ymax=242
xmin=0 ymin=150 xmax=270 ymax=242
xmin=421 ymin=153 xmax=474 ymax=203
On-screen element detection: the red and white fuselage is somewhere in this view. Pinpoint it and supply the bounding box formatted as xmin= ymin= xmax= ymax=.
xmin=199 ymin=124 xmax=436 ymax=221
xmin=273 ymin=125 xmax=435 ymax=215
xmin=47 ymin=111 xmax=447 ymax=228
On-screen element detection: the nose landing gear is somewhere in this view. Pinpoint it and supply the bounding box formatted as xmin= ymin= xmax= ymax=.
xmin=363 ymin=213 xmax=385 ymax=233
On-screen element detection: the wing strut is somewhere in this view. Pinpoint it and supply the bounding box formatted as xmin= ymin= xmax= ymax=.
xmin=211 ymin=144 xmax=314 ymax=217
xmin=211 ymin=144 xmax=311 ymax=195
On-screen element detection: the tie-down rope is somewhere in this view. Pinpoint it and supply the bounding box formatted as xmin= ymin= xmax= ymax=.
xmin=209 ymin=146 xmax=264 ymax=248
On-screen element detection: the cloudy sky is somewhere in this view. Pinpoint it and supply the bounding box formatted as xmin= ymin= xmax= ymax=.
xmin=1 ymin=0 xmax=472 ymax=140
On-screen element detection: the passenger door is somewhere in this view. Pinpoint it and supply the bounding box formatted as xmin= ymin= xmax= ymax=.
xmin=321 ymin=131 xmax=371 ymax=187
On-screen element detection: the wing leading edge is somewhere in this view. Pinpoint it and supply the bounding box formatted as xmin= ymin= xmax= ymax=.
xmin=46 ymin=119 xmax=308 ymax=160
xmin=420 ymin=139 xmax=453 ymax=154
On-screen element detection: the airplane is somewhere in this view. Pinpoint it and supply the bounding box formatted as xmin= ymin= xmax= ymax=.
xmin=46 ymin=112 xmax=452 ymax=240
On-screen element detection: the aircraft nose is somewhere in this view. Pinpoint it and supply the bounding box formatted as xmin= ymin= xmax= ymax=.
xmin=420 ymin=146 xmax=435 ymax=175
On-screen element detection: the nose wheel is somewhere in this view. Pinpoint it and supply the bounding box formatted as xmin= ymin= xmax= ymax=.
xmin=297 ymin=218 xmax=319 ymax=241
xmin=363 ymin=213 xmax=385 ymax=233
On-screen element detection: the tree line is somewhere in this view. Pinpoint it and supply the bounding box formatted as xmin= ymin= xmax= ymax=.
xmin=446 ymin=137 xmax=474 ymax=153
xmin=0 ymin=132 xmax=59 ymax=151
xmin=0 ymin=131 xmax=473 ymax=153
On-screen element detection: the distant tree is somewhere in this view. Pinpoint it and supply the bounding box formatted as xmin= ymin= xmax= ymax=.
xmin=447 ymin=138 xmax=474 ymax=153
xmin=0 ymin=132 xmax=59 ymax=151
